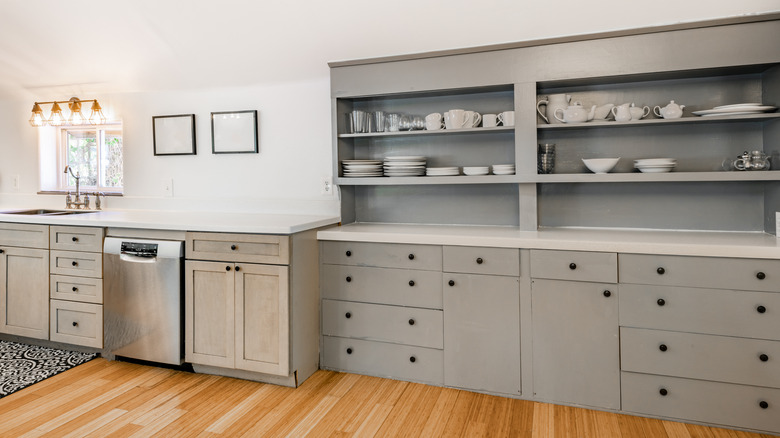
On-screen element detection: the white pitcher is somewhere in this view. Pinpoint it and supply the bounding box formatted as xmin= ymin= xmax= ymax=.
xmin=611 ymin=103 xmax=632 ymax=122
xmin=537 ymin=94 xmax=571 ymax=124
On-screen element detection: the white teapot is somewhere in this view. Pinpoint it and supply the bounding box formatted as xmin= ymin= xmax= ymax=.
xmin=611 ymin=103 xmax=632 ymax=122
xmin=553 ymin=102 xmax=596 ymax=123
xmin=653 ymin=100 xmax=685 ymax=119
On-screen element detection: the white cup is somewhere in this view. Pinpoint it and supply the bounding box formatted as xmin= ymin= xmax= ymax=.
xmin=425 ymin=112 xmax=443 ymax=131
xmin=498 ymin=111 xmax=515 ymax=127
xmin=464 ymin=111 xmax=482 ymax=128
xmin=482 ymin=113 xmax=498 ymax=128
xmin=444 ymin=109 xmax=467 ymax=129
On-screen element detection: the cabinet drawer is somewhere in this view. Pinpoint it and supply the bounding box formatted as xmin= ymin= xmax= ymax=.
xmin=620 ymin=284 xmax=780 ymax=340
xmin=322 ymin=336 xmax=443 ymax=385
xmin=619 ymin=253 xmax=780 ymax=292
xmin=0 ymin=222 xmax=48 ymax=249
xmin=321 ymin=265 xmax=442 ymax=309
xmin=186 ymin=232 xmax=289 ymax=265
xmin=50 ymin=250 xmax=102 ymax=278
xmin=622 ymin=372 xmax=779 ymax=434
xmin=530 ymin=249 xmax=617 ymax=283
xmin=322 ymin=299 xmax=443 ymax=349
xmin=50 ymin=275 xmax=103 ymax=304
xmin=321 ymin=241 xmax=441 ymax=271
xmin=621 ymin=328 xmax=780 ymax=389
xmin=50 ymin=226 xmax=104 ymax=252
xmin=443 ymin=246 xmax=520 ymax=276
xmin=50 ymin=300 xmax=102 ymax=348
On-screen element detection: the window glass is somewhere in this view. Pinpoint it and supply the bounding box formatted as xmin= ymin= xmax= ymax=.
xmin=60 ymin=124 xmax=123 ymax=192
xmin=101 ymin=129 xmax=123 ymax=188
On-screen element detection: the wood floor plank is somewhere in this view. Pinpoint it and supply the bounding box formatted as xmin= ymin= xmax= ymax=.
xmin=296 ymin=374 xmax=386 ymax=436
xmin=531 ymin=401 xmax=555 ymax=438
xmin=418 ymin=387 xmax=460 ymax=437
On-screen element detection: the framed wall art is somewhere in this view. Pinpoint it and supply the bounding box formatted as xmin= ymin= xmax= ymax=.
xmin=211 ymin=110 xmax=258 ymax=154
xmin=152 ymin=114 xmax=197 ymax=156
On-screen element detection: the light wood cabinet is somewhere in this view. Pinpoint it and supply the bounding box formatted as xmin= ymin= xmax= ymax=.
xmin=0 ymin=246 xmax=50 ymax=339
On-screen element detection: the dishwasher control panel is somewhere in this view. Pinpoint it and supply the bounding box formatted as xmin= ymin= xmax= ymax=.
xmin=121 ymin=241 xmax=159 ymax=257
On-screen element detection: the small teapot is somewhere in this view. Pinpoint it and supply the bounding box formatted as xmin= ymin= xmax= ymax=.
xmin=653 ymin=100 xmax=685 ymax=119
xmin=629 ymin=103 xmax=651 ymax=120
xmin=734 ymin=150 xmax=771 ymax=171
xmin=611 ymin=103 xmax=632 ymax=122
xmin=553 ymin=102 xmax=596 ymax=123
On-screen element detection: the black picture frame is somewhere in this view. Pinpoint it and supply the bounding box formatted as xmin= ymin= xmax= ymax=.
xmin=211 ymin=110 xmax=258 ymax=154
xmin=152 ymin=114 xmax=197 ymax=156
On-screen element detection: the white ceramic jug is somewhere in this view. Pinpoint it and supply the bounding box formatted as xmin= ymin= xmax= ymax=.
xmin=611 ymin=103 xmax=632 ymax=122
xmin=537 ymin=94 xmax=571 ymax=124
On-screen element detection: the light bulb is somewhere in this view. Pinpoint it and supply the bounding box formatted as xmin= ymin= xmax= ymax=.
xmin=68 ymin=98 xmax=86 ymax=125
xmin=29 ymin=103 xmax=45 ymax=127
xmin=89 ymin=100 xmax=106 ymax=125
xmin=48 ymin=102 xmax=65 ymax=126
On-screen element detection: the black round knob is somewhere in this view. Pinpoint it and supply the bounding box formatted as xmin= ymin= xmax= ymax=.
xmin=72 ymin=237 xmax=78 ymax=242
xmin=230 ymin=244 xmax=237 ymax=250
xmin=409 ymin=356 xmax=416 ymax=363
xmin=72 ymin=321 xmax=78 ymax=327
xmin=760 ymin=354 xmax=769 ymax=362
xmin=345 ymin=312 xmax=351 ymax=319
xmin=760 ymin=401 xmax=769 ymax=409
xmin=346 ymin=250 xmax=352 ymax=257
xmin=757 ymin=272 xmax=766 ymax=280
xmin=757 ymin=305 xmax=767 ymax=314
xmin=72 ymin=261 xmax=78 ymax=266
xmin=0 ymin=249 xmax=4 ymax=254
xmin=657 ymin=267 xmax=665 ymax=275
xmin=346 ymin=276 xmax=352 ymax=282
xmin=72 ymin=286 xmax=78 ymax=292
xmin=226 ymin=266 xmax=231 ymax=271
xmin=346 ymin=348 xmax=353 ymax=355
xmin=657 ymin=298 xmax=666 ymax=306
xmin=476 ymin=257 xmax=483 ymax=264
xmin=235 ymin=266 xmax=240 ymax=272
xmin=603 ymin=290 xmax=611 ymax=297
xmin=448 ymin=280 xmax=455 ymax=287
xmin=408 ymin=280 xmax=415 ymax=287
xmin=408 ymin=254 xmax=415 ymax=260
xmin=659 ymin=388 xmax=668 ymax=396
xmin=408 ymin=319 xmax=415 ymax=326
xmin=569 ymin=263 xmax=577 ymax=270
xmin=659 ymin=344 xmax=668 ymax=352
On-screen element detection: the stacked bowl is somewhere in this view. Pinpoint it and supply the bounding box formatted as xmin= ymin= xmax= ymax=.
xmin=384 ymin=156 xmax=426 ymax=177
xmin=634 ymin=158 xmax=676 ymax=173
xmin=492 ymin=164 xmax=516 ymax=175
xmin=341 ymin=160 xmax=383 ymax=177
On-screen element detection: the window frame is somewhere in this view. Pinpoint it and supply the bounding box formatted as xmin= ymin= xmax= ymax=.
xmin=57 ymin=122 xmax=123 ymax=194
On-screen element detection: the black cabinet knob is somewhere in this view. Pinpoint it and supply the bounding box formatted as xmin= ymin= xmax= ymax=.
xmin=476 ymin=257 xmax=483 ymax=264
xmin=72 ymin=321 xmax=78 ymax=327
xmin=659 ymin=388 xmax=668 ymax=396
xmin=72 ymin=237 xmax=78 ymax=242
xmin=603 ymin=290 xmax=611 ymax=298
xmin=230 ymin=244 xmax=237 ymax=250
xmin=235 ymin=266 xmax=241 ymax=272
xmin=409 ymin=356 xmax=416 ymax=363
xmin=0 ymin=249 xmax=4 ymax=254
xmin=760 ymin=401 xmax=769 ymax=409
xmin=345 ymin=250 xmax=352 ymax=257
xmin=226 ymin=266 xmax=231 ymax=271
xmin=408 ymin=254 xmax=415 ymax=260
xmin=756 ymin=271 xmax=766 ymax=280
xmin=408 ymin=318 xmax=415 ymax=326
xmin=760 ymin=354 xmax=769 ymax=362
xmin=345 ymin=276 xmax=352 ymax=283
xmin=448 ymin=280 xmax=455 ymax=287
xmin=345 ymin=312 xmax=351 ymax=319
xmin=569 ymin=263 xmax=577 ymax=270
xmin=657 ymin=267 xmax=665 ymax=275
xmin=757 ymin=305 xmax=767 ymax=314
xmin=72 ymin=286 xmax=78 ymax=292
xmin=71 ymin=261 xmax=78 ymax=266
xmin=346 ymin=348 xmax=353 ymax=355
xmin=657 ymin=298 xmax=666 ymax=306
xmin=659 ymin=344 xmax=668 ymax=352
xmin=408 ymin=280 xmax=415 ymax=287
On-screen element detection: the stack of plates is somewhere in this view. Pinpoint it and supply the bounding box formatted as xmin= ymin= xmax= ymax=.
xmin=634 ymin=158 xmax=677 ymax=173
xmin=426 ymin=167 xmax=460 ymax=176
xmin=692 ymin=103 xmax=778 ymax=117
xmin=492 ymin=164 xmax=516 ymax=175
xmin=463 ymin=166 xmax=490 ymax=176
xmin=341 ymin=160 xmax=383 ymax=177
xmin=384 ymin=156 xmax=426 ymax=177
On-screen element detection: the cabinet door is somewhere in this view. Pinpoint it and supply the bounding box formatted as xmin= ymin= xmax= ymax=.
xmin=531 ymin=278 xmax=620 ymax=409
xmin=185 ymin=260 xmax=235 ymax=368
xmin=235 ymin=263 xmax=290 ymax=375
xmin=444 ymin=273 xmax=520 ymax=395
xmin=0 ymin=247 xmax=49 ymax=339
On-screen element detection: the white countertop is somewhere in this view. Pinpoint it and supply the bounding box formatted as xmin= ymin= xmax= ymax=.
xmin=0 ymin=208 xmax=340 ymax=235
xmin=317 ymin=222 xmax=780 ymax=259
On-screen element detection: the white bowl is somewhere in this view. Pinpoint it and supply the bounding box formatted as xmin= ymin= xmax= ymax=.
xmin=634 ymin=158 xmax=676 ymax=166
xmin=582 ymin=158 xmax=620 ymax=174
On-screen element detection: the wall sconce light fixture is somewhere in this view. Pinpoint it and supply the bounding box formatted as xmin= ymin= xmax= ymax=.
xmin=29 ymin=97 xmax=106 ymax=127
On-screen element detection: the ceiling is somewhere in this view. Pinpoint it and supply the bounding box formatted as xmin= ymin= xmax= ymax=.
xmin=0 ymin=0 xmax=778 ymax=100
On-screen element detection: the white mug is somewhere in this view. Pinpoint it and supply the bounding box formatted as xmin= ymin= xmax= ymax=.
xmin=482 ymin=113 xmax=498 ymax=128
xmin=464 ymin=111 xmax=482 ymax=128
xmin=498 ymin=111 xmax=515 ymax=127
xmin=425 ymin=112 xmax=444 ymax=131
xmin=444 ymin=109 xmax=468 ymax=129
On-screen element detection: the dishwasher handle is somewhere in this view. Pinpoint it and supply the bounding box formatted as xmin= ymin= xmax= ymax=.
xmin=119 ymin=253 xmax=158 ymax=263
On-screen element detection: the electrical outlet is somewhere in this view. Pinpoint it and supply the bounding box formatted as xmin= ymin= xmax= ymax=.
xmin=12 ymin=174 xmax=20 ymax=191
xmin=164 ymin=178 xmax=174 ymax=197
xmin=321 ymin=176 xmax=333 ymax=196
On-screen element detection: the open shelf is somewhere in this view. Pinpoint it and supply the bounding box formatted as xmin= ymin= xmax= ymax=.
xmin=339 ymin=125 xmax=514 ymax=138
xmin=537 ymin=112 xmax=780 ymax=130
xmin=336 ymin=174 xmax=521 ymax=185
xmin=535 ymin=171 xmax=780 ymax=183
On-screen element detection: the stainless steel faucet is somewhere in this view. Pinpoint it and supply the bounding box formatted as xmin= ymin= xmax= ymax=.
xmin=64 ymin=165 xmax=90 ymax=209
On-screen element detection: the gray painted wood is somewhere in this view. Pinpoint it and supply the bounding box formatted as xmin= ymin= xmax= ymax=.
xmin=531 ymin=278 xmax=620 ymax=409
xmin=443 ymin=273 xmax=520 ymax=396
xmin=50 ymin=274 xmax=103 ymax=304
xmin=321 ymin=264 xmax=443 ymax=309
xmin=50 ymin=226 xmax=104 ymax=252
xmin=0 ymin=246 xmax=49 ymax=339
xmin=529 ymin=249 xmax=617 ymax=283
xmin=320 ymin=241 xmax=442 ymax=270
xmin=443 ymin=246 xmax=520 ymax=276
xmin=50 ymin=299 xmax=102 ymax=348
xmin=49 ymin=250 xmax=102 ymax=278
xmin=621 ymin=372 xmax=780 ymax=434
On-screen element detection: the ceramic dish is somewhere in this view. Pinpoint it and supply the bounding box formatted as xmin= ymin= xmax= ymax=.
xmin=692 ymin=105 xmax=776 ymax=116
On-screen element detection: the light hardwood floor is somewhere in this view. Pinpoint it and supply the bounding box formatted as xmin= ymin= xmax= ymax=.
xmin=0 ymin=358 xmax=774 ymax=437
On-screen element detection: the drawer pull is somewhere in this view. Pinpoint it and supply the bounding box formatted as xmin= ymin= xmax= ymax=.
xmin=476 ymin=257 xmax=483 ymax=264
xmin=226 ymin=266 xmax=231 ymax=271
xmin=408 ymin=318 xmax=415 ymax=326
xmin=345 ymin=276 xmax=352 ymax=283
xmin=408 ymin=280 xmax=415 ymax=287
xmin=659 ymin=388 xmax=668 ymax=396
xmin=757 ymin=271 xmax=766 ymax=280
xmin=448 ymin=280 xmax=455 ymax=287
xmin=657 ymin=298 xmax=666 ymax=306
xmin=757 ymin=305 xmax=767 ymax=314
xmin=0 ymin=249 xmax=4 ymax=254
xmin=72 ymin=321 xmax=78 ymax=327
xmin=569 ymin=263 xmax=577 ymax=270
xmin=346 ymin=348 xmax=353 ymax=355
xmin=230 ymin=244 xmax=237 ymax=250
xmin=760 ymin=353 xmax=769 ymax=362
xmin=409 ymin=356 xmax=416 ymax=363
xmin=659 ymin=344 xmax=668 ymax=352
xmin=346 ymin=250 xmax=352 ymax=257
xmin=71 ymin=261 xmax=78 ymax=267
xmin=603 ymin=290 xmax=611 ymax=297
xmin=656 ymin=267 xmax=665 ymax=275
xmin=72 ymin=286 xmax=78 ymax=292
xmin=235 ymin=266 xmax=241 ymax=272
xmin=408 ymin=254 xmax=415 ymax=260
xmin=345 ymin=312 xmax=351 ymax=319
xmin=760 ymin=401 xmax=769 ymax=409
xmin=72 ymin=236 xmax=79 ymax=242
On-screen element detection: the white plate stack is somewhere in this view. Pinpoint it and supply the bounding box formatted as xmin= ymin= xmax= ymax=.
xmin=426 ymin=166 xmax=460 ymax=176
xmin=384 ymin=156 xmax=426 ymax=177
xmin=492 ymin=164 xmax=516 ymax=175
xmin=634 ymin=158 xmax=677 ymax=173
xmin=341 ymin=160 xmax=383 ymax=177
xmin=463 ymin=166 xmax=490 ymax=176
xmin=692 ymin=103 xmax=778 ymax=117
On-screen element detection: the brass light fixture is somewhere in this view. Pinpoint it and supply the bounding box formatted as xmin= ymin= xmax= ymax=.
xmin=29 ymin=97 xmax=107 ymax=127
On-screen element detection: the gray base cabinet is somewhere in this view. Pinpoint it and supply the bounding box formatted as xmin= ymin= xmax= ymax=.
xmin=0 ymin=246 xmax=50 ymax=339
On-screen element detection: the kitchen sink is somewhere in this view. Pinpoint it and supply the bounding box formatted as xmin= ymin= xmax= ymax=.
xmin=0 ymin=209 xmax=97 ymax=216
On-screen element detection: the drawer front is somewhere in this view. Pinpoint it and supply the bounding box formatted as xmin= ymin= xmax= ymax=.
xmin=443 ymin=246 xmax=520 ymax=276
xmin=321 ymin=265 xmax=442 ymax=309
xmin=0 ymin=222 xmax=48 ymax=249
xmin=619 ymin=253 xmax=780 ymax=292
xmin=186 ymin=232 xmax=289 ymax=265
xmin=322 ymin=299 xmax=443 ymax=349
xmin=322 ymin=336 xmax=443 ymax=385
xmin=50 ymin=226 xmax=104 ymax=252
xmin=50 ymin=250 xmax=102 ymax=278
xmin=621 ymin=328 xmax=780 ymax=389
xmin=50 ymin=275 xmax=103 ymax=304
xmin=50 ymin=300 xmax=103 ymax=348
xmin=530 ymin=249 xmax=617 ymax=283
xmin=622 ymin=372 xmax=780 ymax=434
xmin=620 ymin=284 xmax=780 ymax=340
xmin=321 ymin=241 xmax=442 ymax=271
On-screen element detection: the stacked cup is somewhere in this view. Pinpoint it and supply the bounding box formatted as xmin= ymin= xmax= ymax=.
xmin=538 ymin=143 xmax=556 ymax=174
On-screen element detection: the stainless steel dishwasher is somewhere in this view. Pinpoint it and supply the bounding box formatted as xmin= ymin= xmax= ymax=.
xmin=103 ymin=237 xmax=184 ymax=365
